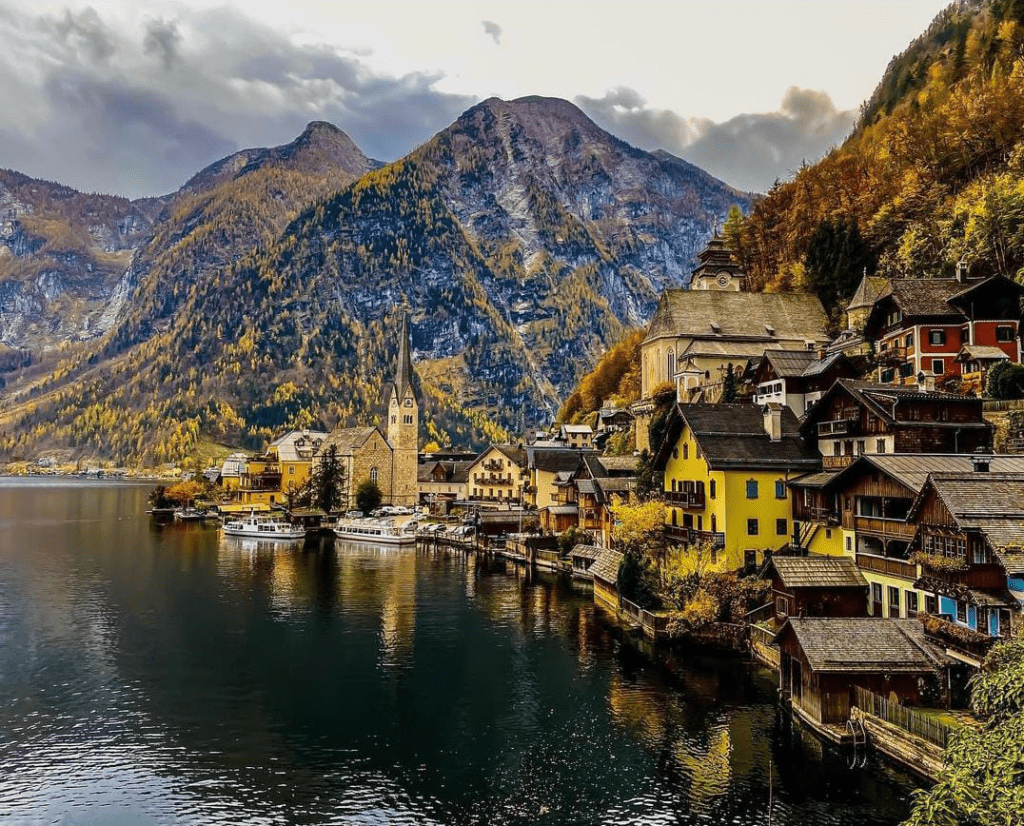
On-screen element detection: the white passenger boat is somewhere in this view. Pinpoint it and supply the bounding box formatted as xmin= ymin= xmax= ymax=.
xmin=333 ymin=517 xmax=417 ymax=545
xmin=222 ymin=513 xmax=306 ymax=540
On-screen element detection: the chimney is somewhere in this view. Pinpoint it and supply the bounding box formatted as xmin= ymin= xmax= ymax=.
xmin=763 ymin=404 xmax=783 ymax=442
xmin=956 ymin=259 xmax=969 ymax=283
xmin=973 ymin=448 xmax=991 ymax=473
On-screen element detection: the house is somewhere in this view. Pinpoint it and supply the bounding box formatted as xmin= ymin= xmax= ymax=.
xmin=800 ymin=379 xmax=991 ymax=471
xmin=863 ymin=267 xmax=1024 ymax=388
xmin=267 ymin=430 xmax=329 ymax=496
xmin=524 ymin=446 xmax=594 ymax=510
xmin=466 ymin=444 xmax=528 ymax=507
xmin=906 ymin=469 xmax=1024 ymax=663
xmin=570 ymin=544 xmax=603 ymax=579
xmin=751 ymin=350 xmax=858 ymax=417
xmin=654 ymin=403 xmax=822 ymax=571
xmin=417 ymin=460 xmax=471 ymax=511
xmin=591 ymin=547 xmax=624 ymax=609
xmin=596 ymin=407 xmax=633 ymax=433
xmin=634 ymin=289 xmax=829 ymax=450
xmin=559 ymin=424 xmax=594 ymax=449
xmin=955 ymin=344 xmax=1009 ymax=393
xmin=218 ymin=452 xmax=249 ymax=497
xmin=777 ymin=618 xmax=954 ymax=733
xmin=790 ymin=453 xmax=1024 ymax=622
xmin=762 ymin=555 xmax=868 ymax=626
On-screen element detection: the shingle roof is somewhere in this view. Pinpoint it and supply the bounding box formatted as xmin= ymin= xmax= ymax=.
xmin=778 ymin=618 xmax=950 ymax=673
xmin=270 ymin=430 xmax=329 ymax=462
xmin=570 ymin=544 xmax=603 ymax=560
xmin=590 ymin=548 xmax=623 ymax=584
xmin=598 ymin=456 xmax=640 ymax=474
xmin=527 ymin=447 xmax=591 ymax=473
xmin=876 ymin=278 xmax=965 ymax=318
xmin=832 ymin=454 xmax=1024 ymax=495
xmin=657 ymin=403 xmax=821 ymax=471
xmin=644 ymin=290 xmax=829 ymax=344
xmin=789 ymin=470 xmax=840 ymax=488
xmin=594 ymin=477 xmax=636 ymax=503
xmin=561 ymin=424 xmax=593 ymax=434
xmin=846 ymin=275 xmax=888 ymax=311
xmin=576 ymin=478 xmax=597 ymax=495
xmin=958 ymin=344 xmax=1010 ymax=362
xmin=485 ymin=444 xmax=527 ymax=468
xmin=759 ymin=350 xmax=818 ymax=378
xmin=542 ymin=505 xmax=579 ymax=516
xmin=767 ymin=555 xmax=867 ymax=589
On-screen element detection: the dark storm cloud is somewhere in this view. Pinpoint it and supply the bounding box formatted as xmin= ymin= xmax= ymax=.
xmin=576 ymin=86 xmax=857 ymax=193
xmin=0 ymin=3 xmax=475 ymax=197
xmin=482 ymin=20 xmax=503 ymax=45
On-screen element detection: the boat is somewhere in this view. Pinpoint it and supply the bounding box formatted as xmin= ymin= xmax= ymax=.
xmin=174 ymin=506 xmax=209 ymax=521
xmin=333 ymin=517 xmax=417 ymax=545
xmin=221 ymin=513 xmax=306 ymax=540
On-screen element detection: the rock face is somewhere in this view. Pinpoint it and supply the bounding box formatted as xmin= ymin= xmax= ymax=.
xmin=1 ymin=97 xmax=749 ymax=463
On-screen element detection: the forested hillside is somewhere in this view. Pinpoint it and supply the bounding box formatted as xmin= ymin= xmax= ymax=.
xmin=737 ymin=0 xmax=1024 ymax=315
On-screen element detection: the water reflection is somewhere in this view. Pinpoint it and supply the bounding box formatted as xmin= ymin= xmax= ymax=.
xmin=0 ymin=481 xmax=920 ymax=825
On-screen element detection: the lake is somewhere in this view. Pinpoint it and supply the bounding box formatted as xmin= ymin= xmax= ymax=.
xmin=0 ymin=479 xmax=922 ymax=825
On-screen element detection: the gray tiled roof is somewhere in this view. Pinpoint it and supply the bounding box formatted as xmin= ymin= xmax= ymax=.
xmin=958 ymin=344 xmax=1009 ymax=362
xmin=876 ymin=278 xmax=965 ymax=318
xmin=570 ymin=544 xmax=603 ymax=560
xmin=778 ymin=618 xmax=950 ymax=673
xmin=270 ymin=430 xmax=330 ymax=462
xmin=846 ymin=275 xmax=888 ymax=311
xmin=644 ymin=290 xmax=828 ymax=344
xmin=590 ymin=548 xmax=623 ymax=584
xmin=598 ymin=456 xmax=640 ymax=473
xmin=767 ymin=555 xmax=868 ymax=589
xmin=760 ymin=350 xmax=818 ymax=378
xmin=322 ymin=426 xmax=377 ymax=455
xmin=837 ymin=454 xmax=1024 ymax=495
xmin=527 ymin=447 xmax=591 ymax=473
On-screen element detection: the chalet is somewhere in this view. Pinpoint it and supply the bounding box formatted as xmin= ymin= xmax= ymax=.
xmin=863 ymin=268 xmax=1024 ymax=388
xmin=591 ymin=547 xmax=624 ymax=609
xmin=559 ymin=424 xmax=594 ymax=449
xmin=466 ymin=445 xmax=527 ymax=507
xmin=955 ymin=344 xmax=1009 ymax=393
xmin=525 ymin=446 xmax=594 ymax=510
xmin=654 ymin=403 xmax=821 ymax=571
xmin=763 ymin=555 xmax=868 ymax=626
xmin=570 ymin=544 xmax=603 ymax=579
xmin=790 ymin=453 xmax=1024 ymax=622
xmin=800 ymin=379 xmax=991 ymax=471
xmin=751 ymin=350 xmax=858 ymax=417
xmin=906 ymin=470 xmax=1024 ymax=663
xmin=417 ymin=460 xmax=471 ymax=511
xmin=634 ymin=289 xmax=829 ymax=449
xmin=596 ymin=407 xmax=633 ymax=433
xmin=776 ymin=618 xmax=953 ymax=732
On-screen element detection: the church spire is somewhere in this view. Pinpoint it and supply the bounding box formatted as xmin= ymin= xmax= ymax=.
xmin=392 ymin=312 xmax=418 ymax=403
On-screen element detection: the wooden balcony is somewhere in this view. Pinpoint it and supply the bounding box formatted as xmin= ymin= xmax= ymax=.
xmin=822 ymin=455 xmax=854 ymax=470
xmin=817 ymin=417 xmax=860 ymax=437
xmin=665 ymin=490 xmax=705 ymax=508
xmin=856 ymin=553 xmax=918 ymax=581
xmin=794 ymin=506 xmax=839 ymax=525
xmin=852 ymin=516 xmax=915 ymax=538
xmin=922 ymin=614 xmax=997 ymax=660
xmin=666 ymin=526 xmax=725 ymax=548
xmin=920 ymin=562 xmax=1008 ymax=591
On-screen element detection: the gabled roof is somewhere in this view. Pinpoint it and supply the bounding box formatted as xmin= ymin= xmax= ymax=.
xmin=570 ymin=544 xmax=603 ymax=560
xmin=270 ymin=429 xmax=329 ymax=462
xmin=590 ymin=547 xmax=623 ymax=584
xmin=322 ymin=426 xmax=380 ymax=456
xmin=470 ymin=444 xmax=527 ymax=470
xmin=417 ymin=460 xmax=472 ymax=484
xmin=826 ymin=454 xmax=1024 ymax=497
xmin=765 ymin=555 xmax=867 ymax=590
xmin=846 ymin=274 xmax=888 ymax=312
xmin=957 ymin=344 xmax=1010 ymax=363
xmin=644 ymin=290 xmax=828 ymax=344
xmin=909 ymin=472 xmax=1024 ymax=574
xmin=593 ymin=477 xmax=636 ymax=504
xmin=756 ymin=349 xmax=818 ymax=378
xmin=776 ymin=618 xmax=950 ymax=673
xmin=874 ymin=278 xmax=965 ymax=318
xmin=561 ymin=424 xmax=593 ymax=435
xmin=597 ymin=455 xmax=640 ymax=474
xmin=526 ymin=447 xmax=592 ymax=473
xmin=653 ymin=403 xmax=821 ymax=472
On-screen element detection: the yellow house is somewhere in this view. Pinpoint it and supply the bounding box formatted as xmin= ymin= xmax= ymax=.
xmin=466 ymin=445 xmax=527 ymax=506
xmin=267 ymin=430 xmax=328 ymax=497
xmin=524 ymin=447 xmax=592 ymax=510
xmin=653 ymin=403 xmax=822 ymax=571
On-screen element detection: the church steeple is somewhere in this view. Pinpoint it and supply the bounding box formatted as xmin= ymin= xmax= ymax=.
xmin=387 ymin=312 xmax=419 ymax=507
xmin=391 ymin=312 xmax=419 ymax=404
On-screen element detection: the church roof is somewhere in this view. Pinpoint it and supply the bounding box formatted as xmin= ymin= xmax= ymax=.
xmin=390 ymin=313 xmax=419 ymax=403
xmin=321 ymin=426 xmax=380 ymax=456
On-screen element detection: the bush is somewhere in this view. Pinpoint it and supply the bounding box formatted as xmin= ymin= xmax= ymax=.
xmin=356 ymin=480 xmax=383 ymax=513
xmin=986 ymin=361 xmax=1024 ymax=399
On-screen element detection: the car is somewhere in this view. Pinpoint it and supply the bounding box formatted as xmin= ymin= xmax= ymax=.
xmin=345 ymin=510 xmax=364 ymax=519
xmin=391 ymin=506 xmax=412 ymax=515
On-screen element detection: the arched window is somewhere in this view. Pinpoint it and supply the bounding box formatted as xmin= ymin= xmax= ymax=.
xmin=370 ymin=467 xmax=378 ymax=484
xmin=683 ymin=443 xmax=688 ymax=460
xmin=667 ymin=350 xmax=675 ymax=378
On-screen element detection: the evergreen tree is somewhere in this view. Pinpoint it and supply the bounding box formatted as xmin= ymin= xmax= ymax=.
xmin=804 ymin=217 xmax=876 ymax=319
xmin=722 ymin=364 xmax=738 ymax=403
xmin=355 ymin=479 xmax=383 ymax=513
xmin=309 ymin=445 xmax=345 ymax=512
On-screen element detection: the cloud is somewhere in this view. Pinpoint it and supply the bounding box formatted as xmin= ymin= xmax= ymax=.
xmin=0 ymin=2 xmax=476 ymax=197
xmin=482 ymin=20 xmax=502 ymax=45
xmin=575 ymin=86 xmax=857 ymax=192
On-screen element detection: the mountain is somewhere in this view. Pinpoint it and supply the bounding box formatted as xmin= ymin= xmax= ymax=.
xmin=0 ymin=169 xmax=159 ymax=352
xmin=736 ymin=0 xmax=1024 ymax=308
xmin=0 ymin=97 xmax=748 ymax=467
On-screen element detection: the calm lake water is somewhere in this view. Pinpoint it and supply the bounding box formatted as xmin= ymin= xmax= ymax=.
xmin=0 ymin=479 xmax=922 ymax=825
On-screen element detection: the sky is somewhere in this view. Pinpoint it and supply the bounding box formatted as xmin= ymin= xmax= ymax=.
xmin=0 ymin=0 xmax=952 ymax=198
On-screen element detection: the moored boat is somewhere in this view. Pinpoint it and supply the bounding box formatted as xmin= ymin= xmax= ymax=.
xmin=222 ymin=513 xmax=306 ymax=540
xmin=333 ymin=517 xmax=417 ymax=545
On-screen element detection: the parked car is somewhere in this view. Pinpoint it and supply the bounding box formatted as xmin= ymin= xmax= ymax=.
xmin=345 ymin=510 xmax=364 ymax=519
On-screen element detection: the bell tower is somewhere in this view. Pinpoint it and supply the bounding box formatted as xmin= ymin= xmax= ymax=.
xmin=387 ymin=313 xmax=419 ymax=507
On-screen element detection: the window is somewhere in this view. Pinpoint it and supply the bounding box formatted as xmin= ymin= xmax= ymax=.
xmin=404 ymin=415 xmax=413 ymax=424
xmin=775 ymin=479 xmax=786 ymax=499
xmin=929 ymin=329 xmax=946 ymax=346
xmin=846 ymin=536 xmax=852 ymax=551
xmin=857 ymin=440 xmax=865 ymax=455
xmin=747 ymin=518 xmax=759 ymax=536
xmin=289 ymin=466 xmax=294 ymax=475
xmin=776 ymin=596 xmax=789 ymax=617
xmin=931 ymin=358 xmax=944 ymax=375
xmin=880 ymin=368 xmax=895 ymax=383
xmin=390 ymin=415 xmax=397 ymax=424
xmin=925 ymin=594 xmax=937 ymax=615
xmin=404 ymin=398 xmax=413 ymax=407
xmin=888 ymin=586 xmax=901 ymax=618
xmin=972 ymin=537 xmax=987 ymax=565
xmin=697 ymin=515 xmax=703 ymax=531
xmin=906 ymin=591 xmax=919 ymax=616
xmin=667 ymin=350 xmax=675 ymax=377
xmin=744 ymin=549 xmax=757 ymax=569
xmin=776 ymin=518 xmax=787 ymax=535
xmin=876 ymin=438 xmax=886 ymax=453
xmin=956 ymin=601 xmax=967 ymax=624
xmin=709 ymin=480 xmax=716 ymax=499
xmin=672 ymin=447 xmax=679 ymax=460
xmin=996 ymin=325 xmax=1015 ymax=342
xmin=370 ymin=467 xmax=379 ymax=484
xmin=746 ymin=479 xmax=759 ymax=499
xmin=906 ymin=333 xmax=914 ymax=347
xmin=683 ymin=443 xmax=688 ymax=460
xmin=871 ymin=582 xmax=883 ymax=615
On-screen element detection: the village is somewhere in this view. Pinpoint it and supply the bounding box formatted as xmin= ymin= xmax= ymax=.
xmin=157 ymin=232 xmax=1024 ymax=783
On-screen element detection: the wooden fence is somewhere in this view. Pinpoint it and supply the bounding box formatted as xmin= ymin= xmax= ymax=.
xmin=749 ymin=624 xmax=776 ymax=651
xmin=853 ymin=686 xmax=953 ymax=750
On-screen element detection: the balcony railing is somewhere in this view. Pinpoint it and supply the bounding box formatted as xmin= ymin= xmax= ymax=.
xmin=853 ymin=516 xmax=915 ymax=537
xmin=822 ymin=455 xmax=854 ymax=470
xmin=817 ymin=417 xmax=860 ymax=436
xmin=665 ymin=490 xmax=706 ymax=508
xmin=921 ymin=614 xmax=997 ymax=660
xmin=919 ymin=562 xmax=1008 ymax=590
xmin=856 ymin=553 xmax=917 ymax=580
xmin=795 ymin=505 xmax=839 ymax=525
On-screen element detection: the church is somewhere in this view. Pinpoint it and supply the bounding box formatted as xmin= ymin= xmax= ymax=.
xmin=317 ymin=314 xmax=420 ymax=509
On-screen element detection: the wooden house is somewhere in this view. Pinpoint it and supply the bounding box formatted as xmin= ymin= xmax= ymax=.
xmin=906 ymin=469 xmax=1024 ymax=663
xmin=591 ymin=547 xmax=624 ymax=609
xmin=762 ymin=555 xmax=868 ymax=625
xmin=955 ymin=344 xmax=1010 ymax=393
xmin=863 ymin=270 xmax=1024 ymax=388
xmin=776 ymin=618 xmax=953 ymax=731
xmin=417 ymin=460 xmax=471 ymax=511
xmin=800 ymin=379 xmax=991 ymax=471
xmin=751 ymin=350 xmax=858 ymax=418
